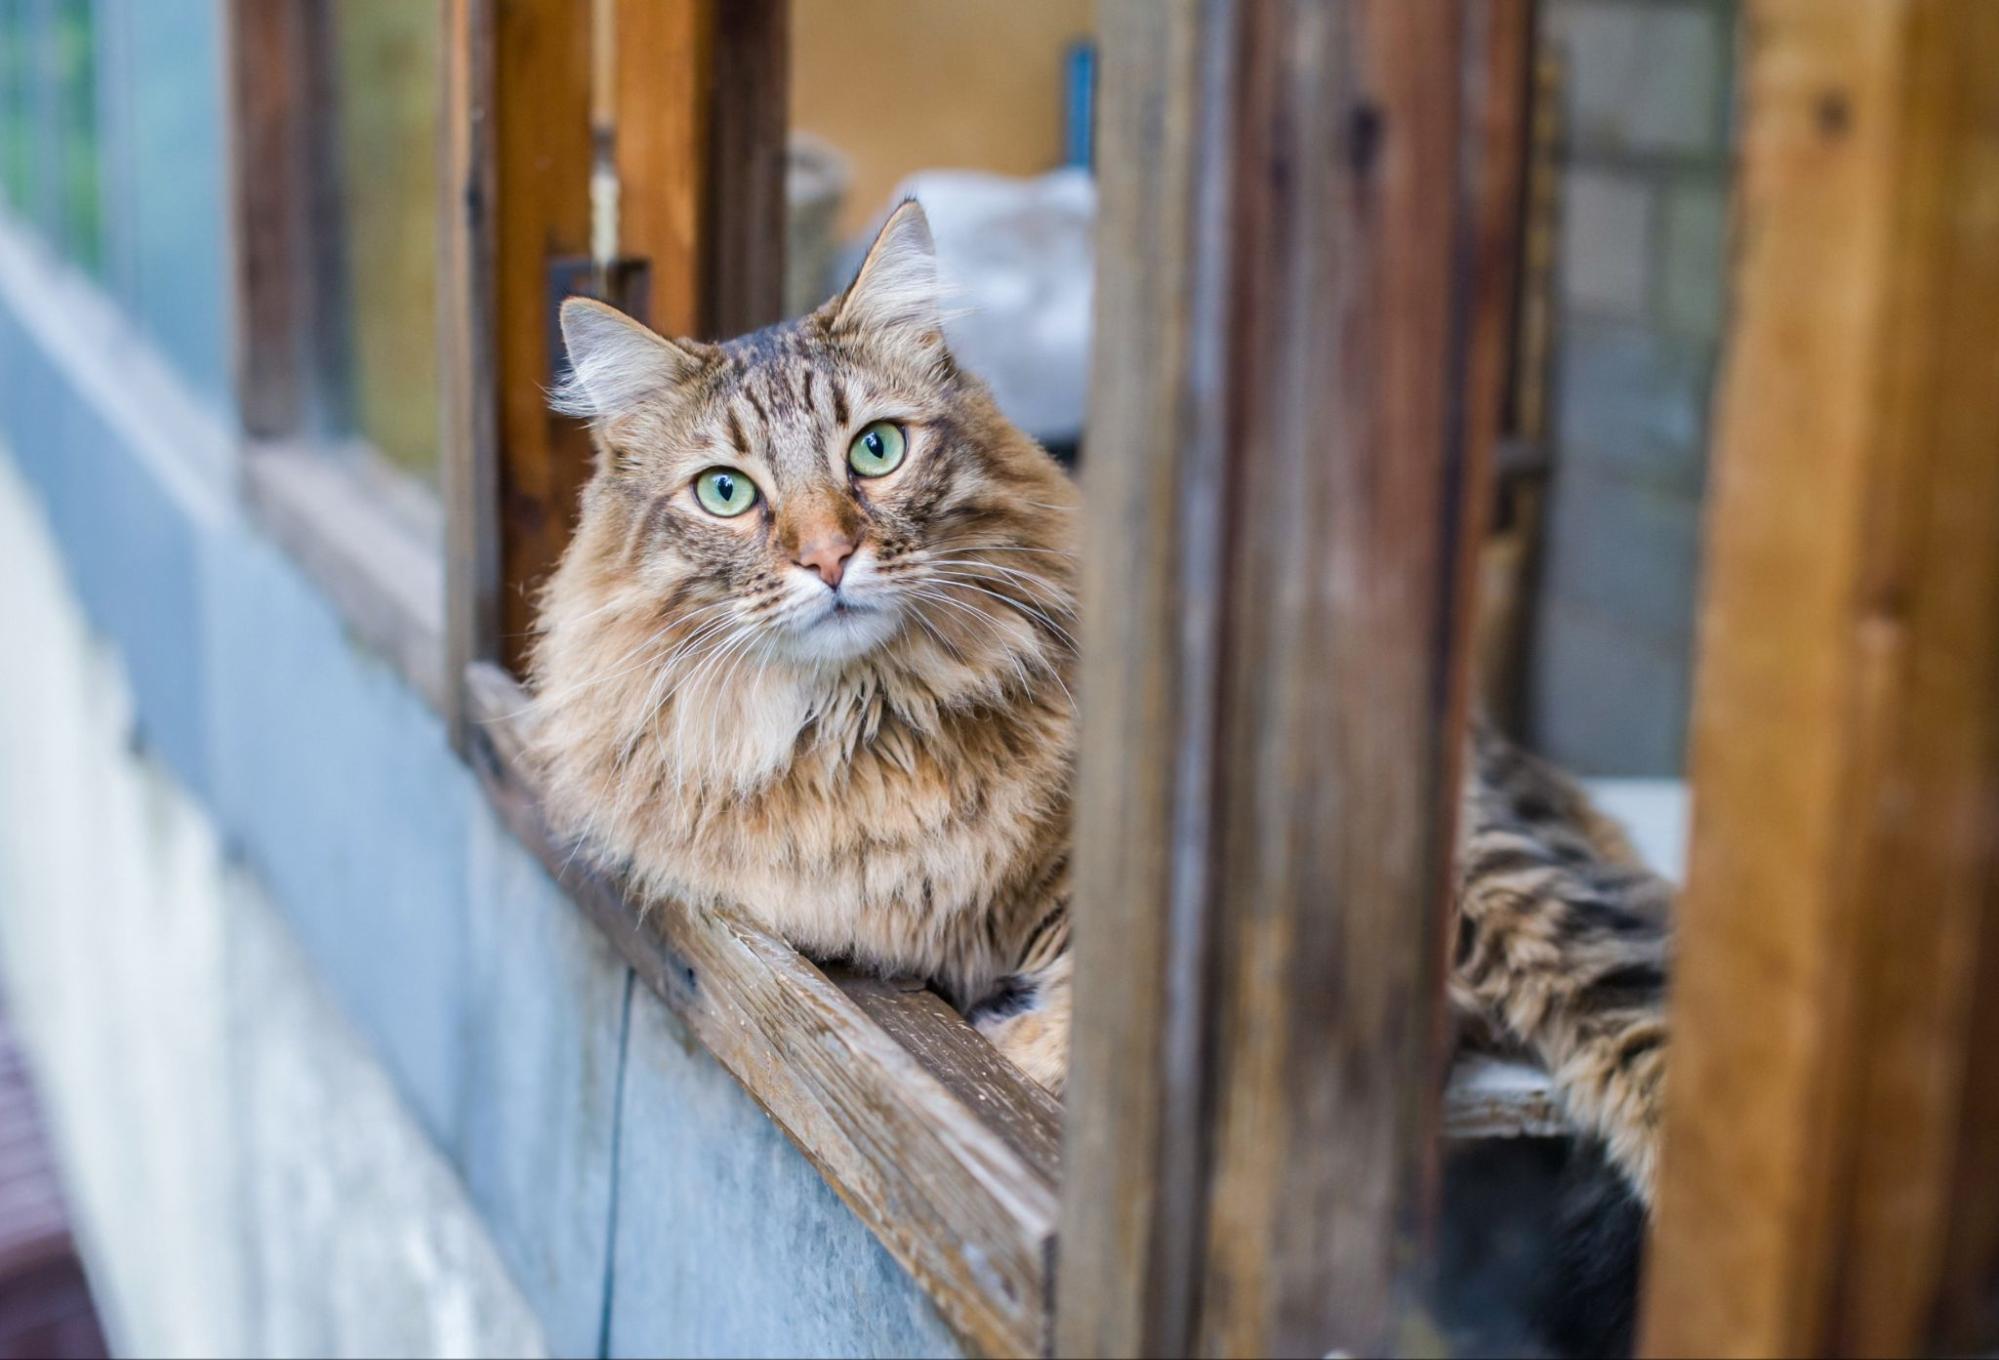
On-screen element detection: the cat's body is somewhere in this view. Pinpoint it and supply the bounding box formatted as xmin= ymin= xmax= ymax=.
xmin=531 ymin=202 xmax=1671 ymax=1210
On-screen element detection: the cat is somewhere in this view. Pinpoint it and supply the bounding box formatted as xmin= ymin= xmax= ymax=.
xmin=529 ymin=200 xmax=1672 ymax=1207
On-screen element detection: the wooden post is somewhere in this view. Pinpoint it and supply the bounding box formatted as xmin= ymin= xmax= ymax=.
xmin=701 ymin=0 xmax=788 ymax=339
xmin=441 ymin=0 xmax=788 ymax=685
xmin=1642 ymin=3 xmax=1999 ymax=1355
xmin=1058 ymin=2 xmax=1480 ymax=1354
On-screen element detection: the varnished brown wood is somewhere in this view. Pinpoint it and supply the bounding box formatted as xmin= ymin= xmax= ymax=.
xmin=483 ymin=0 xmax=786 ymax=678
xmin=1060 ymin=3 xmax=1479 ymax=1355
xmin=492 ymin=0 xmax=595 ymax=677
xmin=440 ymin=0 xmax=500 ymax=751
xmin=464 ymin=662 xmax=1058 ymax=1360
xmin=702 ymin=0 xmax=789 ymax=338
xmin=1641 ymin=4 xmax=1999 ymax=1355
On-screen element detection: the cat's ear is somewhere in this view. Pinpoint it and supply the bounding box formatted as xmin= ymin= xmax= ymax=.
xmin=553 ymin=298 xmax=709 ymax=420
xmin=827 ymin=199 xmax=945 ymax=350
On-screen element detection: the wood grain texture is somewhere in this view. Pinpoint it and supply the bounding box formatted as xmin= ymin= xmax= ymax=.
xmin=483 ymin=0 xmax=785 ymax=677
xmin=492 ymin=0 xmax=594 ymax=677
xmin=1060 ymin=3 xmax=1478 ymax=1355
xmin=464 ymin=662 xmax=1058 ymax=1360
xmin=440 ymin=0 xmax=500 ymax=750
xmin=611 ymin=0 xmax=708 ymax=340
xmin=1641 ymin=4 xmax=1999 ymax=1355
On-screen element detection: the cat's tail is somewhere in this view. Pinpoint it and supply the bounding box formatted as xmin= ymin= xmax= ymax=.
xmin=1451 ymin=727 xmax=1673 ymax=1203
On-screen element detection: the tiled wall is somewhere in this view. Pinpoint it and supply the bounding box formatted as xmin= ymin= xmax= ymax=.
xmin=1529 ymin=0 xmax=1736 ymax=775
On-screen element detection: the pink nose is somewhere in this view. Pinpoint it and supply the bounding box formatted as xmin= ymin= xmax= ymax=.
xmin=795 ymin=532 xmax=857 ymax=588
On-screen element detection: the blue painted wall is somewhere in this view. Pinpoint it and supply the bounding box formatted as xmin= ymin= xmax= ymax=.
xmin=0 ymin=7 xmax=958 ymax=1344
xmin=0 ymin=259 xmax=959 ymax=1358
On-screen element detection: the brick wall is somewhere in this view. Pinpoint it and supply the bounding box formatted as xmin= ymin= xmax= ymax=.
xmin=1527 ymin=0 xmax=1736 ymax=775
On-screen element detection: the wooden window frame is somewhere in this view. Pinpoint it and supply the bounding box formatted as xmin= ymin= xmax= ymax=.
xmin=226 ymin=0 xmax=1574 ymax=1354
xmin=225 ymin=0 xmax=450 ymax=711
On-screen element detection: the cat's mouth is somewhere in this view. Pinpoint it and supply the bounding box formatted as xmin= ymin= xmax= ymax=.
xmin=785 ymin=589 xmax=901 ymax=663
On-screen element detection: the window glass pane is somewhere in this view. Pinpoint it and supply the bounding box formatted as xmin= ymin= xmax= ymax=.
xmin=324 ymin=0 xmax=439 ymax=483
xmin=788 ymin=0 xmax=1095 ymax=455
xmin=94 ymin=0 xmax=231 ymax=407
xmin=51 ymin=0 xmax=98 ymax=273
xmin=0 ymin=1 xmax=29 ymax=212
xmin=0 ymin=0 xmax=103 ymax=274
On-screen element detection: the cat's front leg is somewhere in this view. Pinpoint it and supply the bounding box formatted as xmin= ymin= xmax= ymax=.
xmin=1454 ymin=735 xmax=1673 ymax=1201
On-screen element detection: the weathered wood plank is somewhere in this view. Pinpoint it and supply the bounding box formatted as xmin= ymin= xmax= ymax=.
xmin=1443 ymin=1056 xmax=1565 ymax=1142
xmin=1054 ymin=5 xmax=1236 ymax=1352
xmin=833 ymin=969 xmax=1064 ymax=1188
xmin=1060 ymin=2 xmax=1479 ymax=1355
xmin=464 ymin=662 xmax=1058 ymax=1360
xmin=1641 ymin=4 xmax=1999 ymax=1355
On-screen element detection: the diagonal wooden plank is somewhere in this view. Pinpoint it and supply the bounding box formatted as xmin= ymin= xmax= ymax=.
xmin=465 ymin=661 xmax=1058 ymax=1359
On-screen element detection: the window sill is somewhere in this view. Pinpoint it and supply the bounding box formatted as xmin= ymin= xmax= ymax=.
xmin=463 ymin=661 xmax=1559 ymax=1356
xmin=243 ymin=444 xmax=449 ymax=713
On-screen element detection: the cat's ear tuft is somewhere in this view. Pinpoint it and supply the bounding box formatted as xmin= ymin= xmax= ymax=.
xmin=552 ymin=298 xmax=708 ymax=420
xmin=829 ymin=199 xmax=946 ymax=349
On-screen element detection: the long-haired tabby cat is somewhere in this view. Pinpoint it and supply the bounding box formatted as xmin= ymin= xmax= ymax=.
xmin=531 ymin=201 xmax=1671 ymax=1209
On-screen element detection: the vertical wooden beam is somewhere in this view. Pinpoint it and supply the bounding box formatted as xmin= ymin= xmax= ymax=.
xmin=486 ymin=0 xmax=592 ymax=678
xmin=1059 ymin=2 xmax=1477 ymax=1355
xmin=610 ymin=0 xmax=708 ymax=340
xmin=1642 ymin=3 xmax=1999 ymax=1355
xmin=452 ymin=0 xmax=787 ymax=682
xmin=702 ymin=0 xmax=788 ymax=338
xmin=1458 ymin=0 xmax=1533 ymax=502
xmin=439 ymin=0 xmax=499 ymax=750
xmin=1459 ymin=0 xmax=1536 ymax=724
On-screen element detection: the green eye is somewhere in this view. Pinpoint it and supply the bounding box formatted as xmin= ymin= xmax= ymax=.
xmin=847 ymin=420 xmax=907 ymax=478
xmin=694 ymin=467 xmax=758 ymax=517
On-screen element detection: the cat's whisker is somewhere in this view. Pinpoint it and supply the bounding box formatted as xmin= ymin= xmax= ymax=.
xmin=921 ymin=560 xmax=1077 ymax=612
xmin=902 ymin=587 xmax=1041 ymax=698
xmin=515 ymin=597 xmax=738 ymax=717
xmin=668 ymin=622 xmax=765 ymax=766
xmin=617 ymin=613 xmax=743 ymax=764
xmin=923 ymin=570 xmax=1082 ymax=654
xmin=949 ymin=542 xmax=1077 ymax=559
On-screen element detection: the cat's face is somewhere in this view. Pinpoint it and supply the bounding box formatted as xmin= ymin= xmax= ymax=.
xmin=547 ymin=202 xmax=1075 ymax=692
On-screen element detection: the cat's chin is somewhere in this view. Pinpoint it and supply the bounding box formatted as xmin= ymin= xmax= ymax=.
xmin=778 ymin=601 xmax=904 ymax=667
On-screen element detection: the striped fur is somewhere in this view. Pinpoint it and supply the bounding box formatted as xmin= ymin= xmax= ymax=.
xmin=531 ymin=201 xmax=1671 ymax=1203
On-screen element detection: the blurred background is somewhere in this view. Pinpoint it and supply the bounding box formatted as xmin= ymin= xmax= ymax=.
xmin=0 ymin=2 xmax=1728 ymax=1356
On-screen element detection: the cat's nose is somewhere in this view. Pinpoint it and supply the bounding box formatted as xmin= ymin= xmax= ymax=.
xmin=794 ymin=530 xmax=857 ymax=589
